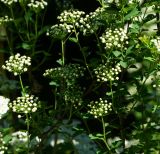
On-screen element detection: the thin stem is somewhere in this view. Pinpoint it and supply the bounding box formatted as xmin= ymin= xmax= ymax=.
xmin=19 ymin=75 xmax=25 ymax=94
xmin=10 ymin=6 xmax=24 ymax=41
xmin=101 ymin=116 xmax=111 ymax=152
xmin=26 ymin=113 xmax=30 ymax=154
xmin=61 ymin=40 xmax=65 ymax=66
xmin=73 ymin=26 xmax=93 ymax=78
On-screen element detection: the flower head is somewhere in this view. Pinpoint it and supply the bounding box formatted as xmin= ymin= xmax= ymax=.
xmin=88 ymin=98 xmax=112 ymax=118
xmin=2 ymin=53 xmax=31 ymax=76
xmin=10 ymin=131 xmax=28 ymax=147
xmin=0 ymin=16 xmax=13 ymax=25
xmin=8 ymin=94 xmax=40 ymax=114
xmin=27 ymin=0 xmax=48 ymax=11
xmin=0 ymin=96 xmax=9 ymax=119
xmin=44 ymin=64 xmax=85 ymax=86
xmin=94 ymin=63 xmax=121 ymax=82
xmin=100 ymin=28 xmax=128 ymax=50
xmin=0 ymin=0 xmax=18 ymax=5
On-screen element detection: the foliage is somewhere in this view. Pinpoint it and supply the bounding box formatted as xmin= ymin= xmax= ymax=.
xmin=0 ymin=0 xmax=160 ymax=153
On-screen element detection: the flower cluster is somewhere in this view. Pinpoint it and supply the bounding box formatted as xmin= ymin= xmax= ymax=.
xmin=107 ymin=0 xmax=120 ymax=6
xmin=64 ymin=85 xmax=84 ymax=107
xmin=44 ymin=64 xmax=85 ymax=86
xmin=151 ymin=37 xmax=160 ymax=52
xmin=79 ymin=6 xmax=108 ymax=35
xmin=46 ymin=24 xmax=71 ymax=39
xmin=8 ymin=94 xmax=40 ymax=114
xmin=88 ymin=98 xmax=112 ymax=118
xmin=94 ymin=63 xmax=121 ymax=82
xmin=0 ymin=132 xmax=8 ymax=154
xmin=27 ymin=0 xmax=48 ymax=10
xmin=0 ymin=96 xmax=9 ymax=119
xmin=100 ymin=28 xmax=128 ymax=50
xmin=10 ymin=131 xmax=28 ymax=147
xmin=0 ymin=0 xmax=17 ymax=5
xmin=2 ymin=53 xmax=31 ymax=76
xmin=57 ymin=10 xmax=85 ymax=26
xmin=47 ymin=10 xmax=85 ymax=37
xmin=0 ymin=16 xmax=13 ymax=25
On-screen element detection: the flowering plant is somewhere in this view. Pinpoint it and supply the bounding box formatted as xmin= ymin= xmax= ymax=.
xmin=0 ymin=0 xmax=160 ymax=153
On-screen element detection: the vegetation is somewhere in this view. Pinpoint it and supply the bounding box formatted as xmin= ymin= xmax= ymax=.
xmin=0 ymin=0 xmax=160 ymax=153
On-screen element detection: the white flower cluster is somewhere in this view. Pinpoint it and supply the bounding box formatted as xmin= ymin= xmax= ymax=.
xmin=28 ymin=0 xmax=48 ymax=10
xmin=0 ymin=0 xmax=17 ymax=5
xmin=2 ymin=53 xmax=31 ymax=76
xmin=151 ymin=37 xmax=160 ymax=52
xmin=0 ymin=96 xmax=9 ymax=119
xmin=100 ymin=28 xmax=128 ymax=50
xmin=94 ymin=63 xmax=121 ymax=82
xmin=0 ymin=132 xmax=8 ymax=154
xmin=44 ymin=64 xmax=85 ymax=86
xmin=0 ymin=16 xmax=13 ymax=25
xmin=47 ymin=10 xmax=85 ymax=37
xmin=10 ymin=131 xmax=28 ymax=147
xmin=57 ymin=10 xmax=85 ymax=25
xmin=88 ymin=98 xmax=112 ymax=118
xmin=79 ymin=6 xmax=107 ymax=35
xmin=8 ymin=94 xmax=40 ymax=114
xmin=107 ymin=0 xmax=120 ymax=6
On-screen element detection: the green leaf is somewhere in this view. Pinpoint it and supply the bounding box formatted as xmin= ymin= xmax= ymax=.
xmin=144 ymin=57 xmax=155 ymax=62
xmin=113 ymin=51 xmax=121 ymax=57
xmin=124 ymin=8 xmax=139 ymax=21
xmin=120 ymin=61 xmax=128 ymax=68
xmin=69 ymin=37 xmax=78 ymax=43
xmin=49 ymin=81 xmax=59 ymax=87
xmin=56 ymin=59 xmax=63 ymax=65
xmin=22 ymin=43 xmax=32 ymax=50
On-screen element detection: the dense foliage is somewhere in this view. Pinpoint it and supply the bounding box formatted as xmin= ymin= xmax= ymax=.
xmin=0 ymin=0 xmax=160 ymax=153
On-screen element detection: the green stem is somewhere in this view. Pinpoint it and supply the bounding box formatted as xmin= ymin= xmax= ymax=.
xmin=19 ymin=75 xmax=25 ymax=94
xmin=73 ymin=26 xmax=93 ymax=78
xmin=26 ymin=113 xmax=30 ymax=154
xmin=101 ymin=116 xmax=111 ymax=152
xmin=10 ymin=6 xmax=24 ymax=41
xmin=61 ymin=40 xmax=65 ymax=66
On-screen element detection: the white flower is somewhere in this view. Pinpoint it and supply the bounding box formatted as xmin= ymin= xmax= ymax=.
xmin=0 ymin=96 xmax=9 ymax=119
xmin=8 ymin=94 xmax=40 ymax=113
xmin=10 ymin=131 xmax=28 ymax=147
xmin=2 ymin=53 xmax=31 ymax=76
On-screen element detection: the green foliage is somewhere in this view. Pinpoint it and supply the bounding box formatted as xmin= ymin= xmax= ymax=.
xmin=0 ymin=0 xmax=160 ymax=153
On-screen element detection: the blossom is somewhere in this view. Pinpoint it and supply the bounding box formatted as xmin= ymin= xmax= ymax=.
xmin=94 ymin=63 xmax=121 ymax=82
xmin=9 ymin=131 xmax=28 ymax=147
xmin=0 ymin=0 xmax=18 ymax=5
xmin=27 ymin=0 xmax=48 ymax=10
xmin=88 ymin=98 xmax=112 ymax=118
xmin=100 ymin=28 xmax=128 ymax=50
xmin=0 ymin=16 xmax=13 ymax=25
xmin=8 ymin=94 xmax=40 ymax=114
xmin=2 ymin=53 xmax=31 ymax=76
xmin=0 ymin=96 xmax=9 ymax=119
